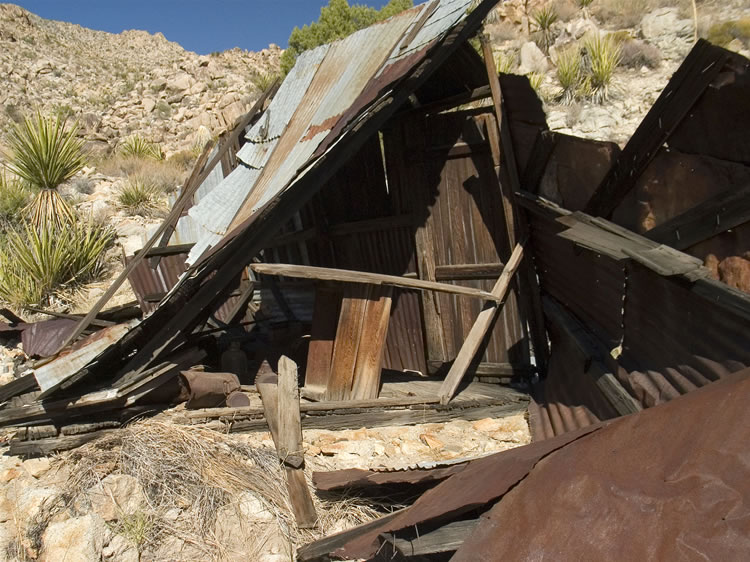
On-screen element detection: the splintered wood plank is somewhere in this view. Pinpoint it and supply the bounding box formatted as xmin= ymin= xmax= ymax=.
xmin=277 ymin=356 xmax=304 ymax=467
xmin=256 ymin=363 xmax=317 ymax=528
xmin=326 ymin=284 xmax=370 ymax=401
xmin=350 ymin=286 xmax=393 ymax=400
xmin=304 ymin=286 xmax=342 ymax=395
xmin=438 ymin=241 xmax=526 ymax=405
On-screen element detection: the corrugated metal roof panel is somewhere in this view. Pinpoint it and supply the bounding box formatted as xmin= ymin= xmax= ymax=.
xmin=226 ymin=7 xmax=419 ymax=232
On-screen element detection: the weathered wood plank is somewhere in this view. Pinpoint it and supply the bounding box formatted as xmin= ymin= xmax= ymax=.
xmin=327 ymin=285 xmax=370 ymax=401
xmin=434 ymin=262 xmax=505 ymax=281
xmin=304 ymin=287 xmax=341 ymax=394
xmin=350 ymin=286 xmax=392 ymax=400
xmin=277 ymin=356 xmax=304 ymax=468
xmin=250 ymin=263 xmax=504 ymax=302
xmin=438 ymin=241 xmax=525 ymax=404
xmin=391 ymin=519 xmax=479 ymax=556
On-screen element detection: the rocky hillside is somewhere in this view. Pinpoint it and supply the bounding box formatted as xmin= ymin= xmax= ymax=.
xmin=0 ymin=3 xmax=281 ymax=156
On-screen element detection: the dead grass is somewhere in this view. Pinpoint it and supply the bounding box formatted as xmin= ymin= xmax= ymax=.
xmin=48 ymin=420 xmax=391 ymax=558
xmin=95 ymin=154 xmax=185 ymax=194
xmin=592 ymin=0 xmax=696 ymax=28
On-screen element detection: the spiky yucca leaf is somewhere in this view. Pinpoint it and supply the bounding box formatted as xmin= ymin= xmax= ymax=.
xmin=119 ymin=135 xmax=163 ymax=160
xmin=24 ymin=188 xmax=76 ymax=230
xmin=0 ymin=219 xmax=114 ymax=307
xmin=0 ymin=172 xmax=32 ymax=227
xmin=118 ymin=177 xmax=163 ymax=216
xmin=6 ymin=112 xmax=86 ymax=191
xmin=556 ymin=44 xmax=582 ymax=103
xmin=582 ymin=33 xmax=621 ymax=102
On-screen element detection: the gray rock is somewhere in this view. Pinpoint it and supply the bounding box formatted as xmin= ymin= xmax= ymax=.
xmin=641 ymin=8 xmax=693 ymax=58
xmin=89 ymin=474 xmax=147 ymax=522
xmin=519 ymin=41 xmax=549 ymax=74
xmin=41 ymin=513 xmax=109 ymax=562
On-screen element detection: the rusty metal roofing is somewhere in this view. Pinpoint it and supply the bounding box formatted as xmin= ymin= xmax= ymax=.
xmin=181 ymin=0 xmax=476 ymax=266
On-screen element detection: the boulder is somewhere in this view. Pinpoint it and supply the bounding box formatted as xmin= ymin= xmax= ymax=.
xmin=142 ymin=97 xmax=156 ymax=113
xmin=89 ymin=474 xmax=147 ymax=521
xmin=519 ymin=41 xmax=548 ymax=74
xmin=41 ymin=513 xmax=109 ymax=562
xmin=167 ymin=72 xmax=192 ymax=92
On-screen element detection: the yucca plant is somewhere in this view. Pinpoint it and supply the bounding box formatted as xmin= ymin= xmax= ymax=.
xmin=533 ymin=5 xmax=558 ymax=53
xmin=527 ymin=72 xmax=545 ymax=96
xmin=5 ymin=112 xmax=86 ymax=229
xmin=582 ymin=33 xmax=622 ymax=103
xmin=118 ymin=177 xmax=162 ymax=216
xmin=0 ymin=172 xmax=32 ymax=228
xmin=119 ymin=135 xmax=163 ymax=160
xmin=556 ymin=44 xmax=582 ymax=103
xmin=496 ymin=51 xmax=516 ymax=74
xmin=0 ymin=219 xmax=114 ymax=307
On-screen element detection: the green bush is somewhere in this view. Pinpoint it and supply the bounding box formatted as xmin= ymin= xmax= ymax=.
xmin=706 ymin=18 xmax=750 ymax=48
xmin=533 ymin=5 xmax=558 ymax=53
xmin=250 ymin=71 xmax=280 ymax=93
xmin=555 ymin=44 xmax=582 ymax=103
xmin=117 ymin=177 xmax=163 ymax=216
xmin=582 ymin=33 xmax=621 ymax=103
xmin=119 ymin=135 xmax=163 ymax=160
xmin=0 ymin=173 xmax=32 ymax=229
xmin=4 ymin=112 xmax=85 ymax=228
xmin=0 ymin=219 xmax=115 ymax=307
xmin=280 ymin=0 xmax=414 ymax=74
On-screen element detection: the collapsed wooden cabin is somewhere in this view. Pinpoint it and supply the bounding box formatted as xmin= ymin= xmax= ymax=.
xmin=1 ymin=0 xmax=749 ymax=558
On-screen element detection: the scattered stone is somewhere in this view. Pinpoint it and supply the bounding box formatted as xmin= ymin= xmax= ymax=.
xmin=419 ymin=433 xmax=445 ymax=450
xmin=519 ymin=41 xmax=549 ymax=74
xmin=102 ymin=534 xmax=139 ymax=561
xmin=41 ymin=513 xmax=109 ymax=562
xmin=89 ymin=474 xmax=147 ymax=522
xmin=23 ymin=457 xmax=51 ymax=479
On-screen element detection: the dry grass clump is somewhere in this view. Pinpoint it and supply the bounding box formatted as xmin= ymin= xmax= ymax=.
xmin=50 ymin=420 xmax=389 ymax=559
xmin=96 ymin=154 xmax=185 ymax=193
xmin=705 ymin=17 xmax=750 ymax=49
xmin=619 ymin=38 xmax=662 ymax=69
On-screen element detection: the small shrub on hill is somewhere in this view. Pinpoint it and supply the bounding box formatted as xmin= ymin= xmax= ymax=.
xmin=581 ymin=33 xmax=621 ymax=103
xmin=706 ymin=18 xmax=750 ymax=49
xmin=619 ymin=38 xmax=662 ymax=69
xmin=117 ymin=177 xmax=164 ymax=217
xmin=0 ymin=173 xmax=31 ymax=229
xmin=119 ymin=135 xmax=163 ymax=160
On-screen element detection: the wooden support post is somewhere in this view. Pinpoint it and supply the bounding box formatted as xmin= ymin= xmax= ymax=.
xmin=257 ymin=357 xmax=317 ymax=528
xmin=480 ymin=33 xmax=549 ymax=374
xmin=438 ymin=241 xmax=525 ymax=404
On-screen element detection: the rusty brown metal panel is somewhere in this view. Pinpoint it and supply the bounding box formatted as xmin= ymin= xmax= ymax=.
xmin=455 ymin=368 xmax=750 ymax=561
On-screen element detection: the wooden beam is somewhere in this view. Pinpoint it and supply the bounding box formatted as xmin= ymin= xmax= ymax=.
xmin=434 ymin=262 xmax=505 ymax=281
xmin=398 ymin=85 xmax=492 ymax=117
xmin=350 ymin=286 xmax=392 ymax=400
xmin=390 ymin=519 xmax=479 ymax=557
xmin=250 ymin=263 xmax=506 ymax=302
xmin=257 ymin=362 xmax=318 ymax=528
xmin=438 ymin=241 xmax=526 ymax=404
xmin=327 ymin=285 xmax=370 ymax=401
xmin=644 ymin=184 xmax=750 ymax=251
xmin=304 ymin=286 xmax=341 ymax=396
xmin=480 ymin=33 xmax=549 ymax=374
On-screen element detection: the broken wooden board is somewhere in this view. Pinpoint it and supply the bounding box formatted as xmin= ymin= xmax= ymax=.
xmin=438 ymin=241 xmax=526 ymax=404
xmin=250 ymin=263 xmax=505 ymax=302
xmin=257 ymin=358 xmax=317 ymax=528
xmin=303 ymin=286 xmax=341 ymax=396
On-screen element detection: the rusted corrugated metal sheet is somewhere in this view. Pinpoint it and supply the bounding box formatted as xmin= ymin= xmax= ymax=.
xmin=454 ymin=368 xmax=750 ymax=560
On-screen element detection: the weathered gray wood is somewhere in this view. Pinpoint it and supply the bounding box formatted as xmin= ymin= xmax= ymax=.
xmin=277 ymin=356 xmax=304 ymax=468
xmin=391 ymin=519 xmax=479 ymax=556
xmin=250 ymin=263 xmax=504 ymax=302
xmin=438 ymin=241 xmax=525 ymax=404
xmin=434 ymin=262 xmax=505 ymax=281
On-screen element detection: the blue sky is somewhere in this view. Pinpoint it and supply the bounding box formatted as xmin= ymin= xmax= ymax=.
xmin=14 ymin=1 xmax=393 ymax=54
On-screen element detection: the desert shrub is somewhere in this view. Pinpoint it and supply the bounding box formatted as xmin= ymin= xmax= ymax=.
xmin=532 ymin=5 xmax=558 ymax=53
xmin=619 ymin=38 xmax=662 ymax=69
xmin=496 ymin=51 xmax=517 ymax=74
xmin=554 ymin=0 xmax=578 ymax=21
xmin=578 ymin=0 xmax=594 ymax=7
xmin=117 ymin=177 xmax=163 ymax=216
xmin=250 ymin=71 xmax=280 ymax=92
xmin=705 ymin=18 xmax=750 ymax=48
xmin=592 ymin=0 xmax=648 ymax=29
xmin=0 ymin=219 xmax=115 ymax=307
xmin=555 ymin=44 xmax=582 ymax=103
xmin=581 ymin=33 xmax=621 ymax=103
xmin=154 ymin=100 xmax=172 ymax=120
xmin=119 ymin=135 xmax=163 ymax=160
xmin=95 ymin=155 xmax=185 ymax=193
xmin=4 ymin=112 xmax=86 ymax=229
xmin=167 ymin=150 xmax=197 ymax=172
xmin=0 ymin=173 xmax=31 ymax=228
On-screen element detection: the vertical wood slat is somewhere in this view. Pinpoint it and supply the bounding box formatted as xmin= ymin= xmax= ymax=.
xmin=326 ymin=284 xmax=371 ymax=401
xmin=351 ymin=286 xmax=393 ymax=400
xmin=303 ymin=286 xmax=341 ymax=394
